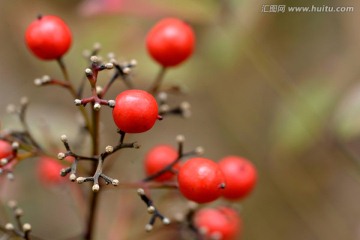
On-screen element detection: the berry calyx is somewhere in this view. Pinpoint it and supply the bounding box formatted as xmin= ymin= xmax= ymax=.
xmin=194 ymin=207 xmax=242 ymax=240
xmin=0 ymin=140 xmax=12 ymax=159
xmin=146 ymin=18 xmax=195 ymax=67
xmin=25 ymin=15 xmax=72 ymax=60
xmin=37 ymin=157 xmax=66 ymax=185
xmin=144 ymin=145 xmax=180 ymax=182
xmin=218 ymin=156 xmax=257 ymax=200
xmin=112 ymin=89 xmax=159 ymax=133
xmin=177 ymin=157 xmax=225 ymax=203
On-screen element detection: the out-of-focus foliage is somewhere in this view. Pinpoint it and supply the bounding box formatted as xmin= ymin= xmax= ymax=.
xmin=1 ymin=0 xmax=360 ymax=239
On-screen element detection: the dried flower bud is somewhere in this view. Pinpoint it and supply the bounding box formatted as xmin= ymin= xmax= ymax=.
xmin=60 ymin=134 xmax=68 ymax=143
xmin=57 ymin=152 xmax=66 ymax=160
xmin=93 ymin=102 xmax=101 ymax=111
xmin=74 ymin=99 xmax=82 ymax=106
xmin=23 ymin=223 xmax=32 ymax=232
xmin=92 ymin=184 xmax=100 ymax=192
xmin=145 ymin=224 xmax=153 ymax=232
xmin=147 ymin=206 xmax=155 ymax=214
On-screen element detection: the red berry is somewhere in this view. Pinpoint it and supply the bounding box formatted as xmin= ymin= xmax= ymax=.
xmin=218 ymin=156 xmax=257 ymax=200
xmin=112 ymin=89 xmax=159 ymax=133
xmin=177 ymin=157 xmax=225 ymax=203
xmin=194 ymin=207 xmax=242 ymax=240
xmin=0 ymin=140 xmax=12 ymax=159
xmin=37 ymin=157 xmax=66 ymax=185
xmin=146 ymin=18 xmax=195 ymax=67
xmin=144 ymin=145 xmax=180 ymax=182
xmin=25 ymin=15 xmax=72 ymax=60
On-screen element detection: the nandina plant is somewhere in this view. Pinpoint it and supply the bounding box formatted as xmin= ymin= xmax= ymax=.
xmin=0 ymin=15 xmax=257 ymax=240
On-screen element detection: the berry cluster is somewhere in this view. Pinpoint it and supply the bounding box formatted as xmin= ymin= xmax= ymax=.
xmin=0 ymin=15 xmax=258 ymax=240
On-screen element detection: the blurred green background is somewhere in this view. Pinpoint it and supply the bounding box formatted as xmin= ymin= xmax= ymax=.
xmin=1 ymin=0 xmax=360 ymax=239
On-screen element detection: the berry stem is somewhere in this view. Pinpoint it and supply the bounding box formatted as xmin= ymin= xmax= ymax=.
xmin=149 ymin=66 xmax=167 ymax=94
xmin=84 ymin=107 xmax=101 ymax=240
xmin=56 ymin=58 xmax=93 ymax=137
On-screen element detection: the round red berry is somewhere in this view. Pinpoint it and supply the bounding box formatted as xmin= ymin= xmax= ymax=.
xmin=144 ymin=145 xmax=180 ymax=182
xmin=146 ymin=18 xmax=195 ymax=67
xmin=112 ymin=89 xmax=159 ymax=133
xmin=37 ymin=157 xmax=65 ymax=185
xmin=194 ymin=207 xmax=242 ymax=240
xmin=0 ymin=140 xmax=12 ymax=159
xmin=218 ymin=156 xmax=257 ymax=200
xmin=25 ymin=15 xmax=72 ymax=60
xmin=177 ymin=157 xmax=225 ymax=203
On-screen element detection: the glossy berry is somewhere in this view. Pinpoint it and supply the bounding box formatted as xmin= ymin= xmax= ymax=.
xmin=25 ymin=15 xmax=72 ymax=60
xmin=112 ymin=89 xmax=159 ymax=133
xmin=144 ymin=145 xmax=180 ymax=182
xmin=194 ymin=207 xmax=242 ymax=240
xmin=177 ymin=157 xmax=225 ymax=203
xmin=146 ymin=18 xmax=195 ymax=67
xmin=0 ymin=140 xmax=12 ymax=159
xmin=37 ymin=157 xmax=66 ymax=185
xmin=218 ymin=156 xmax=257 ymax=200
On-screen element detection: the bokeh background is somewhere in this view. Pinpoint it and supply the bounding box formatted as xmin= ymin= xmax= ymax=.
xmin=1 ymin=0 xmax=360 ymax=239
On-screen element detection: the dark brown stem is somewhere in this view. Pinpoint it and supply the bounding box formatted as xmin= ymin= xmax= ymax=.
xmin=84 ymin=108 xmax=100 ymax=240
xmin=149 ymin=67 xmax=167 ymax=94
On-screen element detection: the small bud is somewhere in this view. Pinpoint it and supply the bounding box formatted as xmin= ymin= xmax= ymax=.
xmin=83 ymin=49 xmax=91 ymax=57
xmin=76 ymin=177 xmax=85 ymax=183
xmin=90 ymin=55 xmax=99 ymax=63
xmin=145 ymin=224 xmax=153 ymax=232
xmin=69 ymin=173 xmax=76 ymax=182
xmin=180 ymin=102 xmax=191 ymax=110
xmin=162 ymin=218 xmax=170 ymax=225
xmin=158 ymin=92 xmax=167 ymax=101
xmin=34 ymin=78 xmax=42 ymax=86
xmin=108 ymin=100 xmax=115 ymax=107
xmin=93 ymin=42 xmax=101 ymax=51
xmin=60 ymin=134 xmax=68 ymax=143
xmin=15 ymin=208 xmax=23 ymax=217
xmin=42 ymin=75 xmax=51 ymax=82
xmin=93 ymin=102 xmax=101 ymax=111
xmin=74 ymin=99 xmax=82 ymax=106
xmin=174 ymin=213 xmax=184 ymax=222
xmin=187 ymin=201 xmax=198 ymax=210
xmin=92 ymin=184 xmax=100 ymax=192
xmin=85 ymin=68 xmax=93 ymax=76
xmin=112 ymin=179 xmax=119 ymax=186
xmin=57 ymin=152 xmax=66 ymax=160
xmin=8 ymin=200 xmax=17 ymax=208
xmin=11 ymin=142 xmax=19 ymax=149
xmin=0 ymin=158 xmax=8 ymax=166
xmin=130 ymin=59 xmax=137 ymax=66
xmin=7 ymin=173 xmax=14 ymax=180
xmin=23 ymin=223 xmax=32 ymax=232
xmin=105 ymin=63 xmax=114 ymax=69
xmin=133 ymin=143 xmax=141 ymax=149
xmin=107 ymin=52 xmax=115 ymax=59
xmin=96 ymin=86 xmax=103 ymax=95
xmin=122 ymin=67 xmax=131 ymax=74
xmin=105 ymin=145 xmax=113 ymax=153
xmin=6 ymin=104 xmax=16 ymax=114
xmin=176 ymin=135 xmax=185 ymax=143
xmin=5 ymin=223 xmax=14 ymax=231
xmin=159 ymin=104 xmax=170 ymax=113
xmin=20 ymin=97 xmax=29 ymax=105
xmin=195 ymin=146 xmax=204 ymax=155
xmin=60 ymin=169 xmax=67 ymax=176
xmin=137 ymin=188 xmax=145 ymax=196
xmin=147 ymin=206 xmax=155 ymax=214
